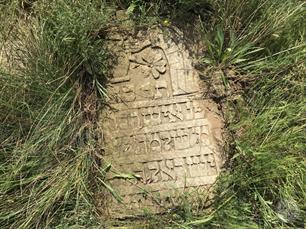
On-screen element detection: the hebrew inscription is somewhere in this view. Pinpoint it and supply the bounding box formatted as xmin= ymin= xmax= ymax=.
xmin=101 ymin=28 xmax=224 ymax=216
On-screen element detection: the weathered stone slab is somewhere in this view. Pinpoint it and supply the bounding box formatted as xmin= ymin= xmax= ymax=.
xmin=100 ymin=27 xmax=224 ymax=217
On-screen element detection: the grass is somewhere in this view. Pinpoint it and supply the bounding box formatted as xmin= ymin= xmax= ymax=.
xmin=187 ymin=0 xmax=306 ymax=228
xmin=1 ymin=0 xmax=305 ymax=228
xmin=0 ymin=0 xmax=112 ymax=228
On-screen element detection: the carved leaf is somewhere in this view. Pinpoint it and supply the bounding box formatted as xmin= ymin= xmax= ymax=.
xmin=152 ymin=68 xmax=160 ymax=79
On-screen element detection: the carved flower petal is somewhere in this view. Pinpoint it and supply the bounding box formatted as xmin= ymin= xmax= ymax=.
xmin=156 ymin=65 xmax=166 ymax=74
xmin=152 ymin=68 xmax=160 ymax=79
xmin=153 ymin=54 xmax=163 ymax=63
xmin=154 ymin=59 xmax=167 ymax=66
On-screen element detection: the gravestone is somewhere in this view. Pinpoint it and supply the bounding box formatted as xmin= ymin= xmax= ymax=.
xmin=100 ymin=27 xmax=224 ymax=217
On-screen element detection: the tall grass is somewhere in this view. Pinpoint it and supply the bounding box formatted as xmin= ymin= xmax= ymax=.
xmin=0 ymin=0 xmax=111 ymax=228
xmin=186 ymin=0 xmax=306 ymax=228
